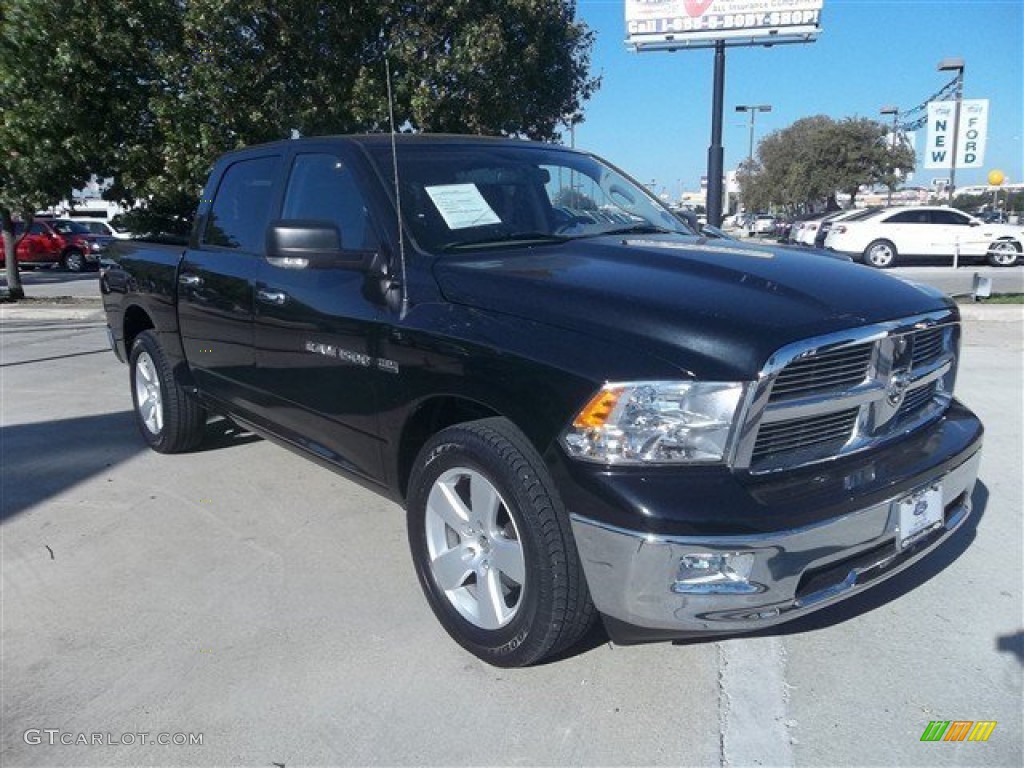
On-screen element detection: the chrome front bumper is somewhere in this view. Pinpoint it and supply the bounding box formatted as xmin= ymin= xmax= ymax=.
xmin=570 ymin=449 xmax=981 ymax=634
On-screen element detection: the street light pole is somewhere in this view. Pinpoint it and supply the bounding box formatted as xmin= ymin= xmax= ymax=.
xmin=735 ymin=104 xmax=772 ymax=168
xmin=938 ymin=57 xmax=965 ymax=204
xmin=880 ymin=105 xmax=899 ymax=206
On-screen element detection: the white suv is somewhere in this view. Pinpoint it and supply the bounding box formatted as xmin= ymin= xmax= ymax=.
xmin=824 ymin=206 xmax=1023 ymax=268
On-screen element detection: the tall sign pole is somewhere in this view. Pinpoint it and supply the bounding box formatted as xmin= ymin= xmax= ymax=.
xmin=707 ymin=42 xmax=726 ymax=227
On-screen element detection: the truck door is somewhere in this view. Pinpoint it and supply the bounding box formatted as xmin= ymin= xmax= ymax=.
xmin=178 ymin=152 xmax=283 ymax=414
xmin=251 ymin=148 xmax=388 ymax=483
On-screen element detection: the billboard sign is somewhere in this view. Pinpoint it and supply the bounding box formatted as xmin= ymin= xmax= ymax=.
xmin=924 ymin=99 xmax=989 ymax=169
xmin=626 ymin=0 xmax=824 ymax=50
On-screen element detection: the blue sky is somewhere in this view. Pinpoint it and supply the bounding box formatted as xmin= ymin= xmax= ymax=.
xmin=572 ymin=0 xmax=1023 ymax=196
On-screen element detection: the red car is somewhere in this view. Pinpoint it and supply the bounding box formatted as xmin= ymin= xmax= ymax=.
xmin=0 ymin=218 xmax=111 ymax=271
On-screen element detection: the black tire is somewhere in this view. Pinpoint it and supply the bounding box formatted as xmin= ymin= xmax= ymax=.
xmin=128 ymin=330 xmax=206 ymax=453
xmin=62 ymin=249 xmax=85 ymax=272
xmin=987 ymin=239 xmax=1021 ymax=267
xmin=407 ymin=417 xmax=595 ymax=667
xmin=863 ymin=239 xmax=897 ymax=268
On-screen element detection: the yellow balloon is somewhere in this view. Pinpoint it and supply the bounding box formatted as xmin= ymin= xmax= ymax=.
xmin=988 ymin=169 xmax=1006 ymax=186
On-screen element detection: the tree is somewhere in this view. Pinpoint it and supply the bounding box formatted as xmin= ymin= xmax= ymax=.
xmin=114 ymin=0 xmax=599 ymax=234
xmin=739 ymin=115 xmax=916 ymax=212
xmin=0 ymin=0 xmax=163 ymax=298
xmin=2 ymin=1 xmax=599 ymax=284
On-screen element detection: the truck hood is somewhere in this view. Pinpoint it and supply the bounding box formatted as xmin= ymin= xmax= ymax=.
xmin=432 ymin=234 xmax=954 ymax=381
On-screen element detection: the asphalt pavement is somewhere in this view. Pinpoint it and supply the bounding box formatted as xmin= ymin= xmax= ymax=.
xmin=1 ymin=298 xmax=1021 ymax=766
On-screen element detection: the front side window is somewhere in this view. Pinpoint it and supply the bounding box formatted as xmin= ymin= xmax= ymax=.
xmin=281 ymin=153 xmax=374 ymax=250
xmin=930 ymin=210 xmax=971 ymax=226
xmin=366 ymin=143 xmax=691 ymax=253
xmin=204 ymin=155 xmax=281 ymax=251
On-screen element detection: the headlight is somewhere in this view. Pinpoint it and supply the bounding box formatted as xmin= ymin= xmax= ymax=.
xmin=89 ymin=242 xmax=104 ymax=252
xmin=561 ymin=381 xmax=746 ymax=465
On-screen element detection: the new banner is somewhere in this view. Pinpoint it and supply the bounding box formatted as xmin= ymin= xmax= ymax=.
xmin=924 ymin=99 xmax=989 ymax=169
xmin=626 ymin=0 xmax=824 ymax=50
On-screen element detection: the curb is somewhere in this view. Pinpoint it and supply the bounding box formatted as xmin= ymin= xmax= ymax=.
xmin=0 ymin=299 xmax=105 ymax=323
xmin=956 ymin=303 xmax=1024 ymax=323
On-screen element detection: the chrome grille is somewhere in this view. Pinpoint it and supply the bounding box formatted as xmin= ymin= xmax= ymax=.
xmin=752 ymin=408 xmax=859 ymax=462
xmin=770 ymin=345 xmax=872 ymax=400
xmin=738 ymin=312 xmax=959 ymax=474
xmin=912 ymin=327 xmax=944 ymax=366
xmin=898 ymin=382 xmax=937 ymax=419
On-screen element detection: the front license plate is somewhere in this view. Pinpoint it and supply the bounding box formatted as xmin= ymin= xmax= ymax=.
xmin=897 ymin=483 xmax=944 ymax=549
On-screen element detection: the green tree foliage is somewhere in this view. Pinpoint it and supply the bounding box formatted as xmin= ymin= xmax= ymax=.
xmin=739 ymin=115 xmax=916 ymax=213
xmin=116 ymin=0 xmax=599 ymax=235
xmin=1 ymin=0 xmax=598 ymax=288
xmin=1 ymin=0 xmax=156 ymax=297
xmin=951 ymin=191 xmax=1023 ymax=216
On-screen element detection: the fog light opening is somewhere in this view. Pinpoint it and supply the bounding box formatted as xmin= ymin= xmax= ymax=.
xmin=673 ymin=552 xmax=759 ymax=594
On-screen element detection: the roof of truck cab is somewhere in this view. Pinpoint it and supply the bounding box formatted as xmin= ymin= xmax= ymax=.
xmin=215 ymin=133 xmax=582 ymax=160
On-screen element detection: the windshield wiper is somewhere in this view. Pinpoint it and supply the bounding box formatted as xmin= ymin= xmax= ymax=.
xmin=588 ymin=224 xmax=681 ymax=237
xmin=440 ymin=232 xmax=569 ymax=251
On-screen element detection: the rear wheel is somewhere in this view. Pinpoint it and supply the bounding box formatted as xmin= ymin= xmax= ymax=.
xmin=129 ymin=330 xmax=206 ymax=453
xmin=62 ymin=249 xmax=85 ymax=272
xmin=863 ymin=239 xmax=897 ymax=268
xmin=407 ymin=417 xmax=595 ymax=667
xmin=987 ymin=239 xmax=1020 ymax=267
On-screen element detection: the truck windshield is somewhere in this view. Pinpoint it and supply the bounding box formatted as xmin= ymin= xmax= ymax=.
xmin=366 ymin=142 xmax=693 ymax=253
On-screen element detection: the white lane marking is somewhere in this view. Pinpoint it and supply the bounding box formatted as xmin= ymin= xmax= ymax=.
xmin=718 ymin=636 xmax=795 ymax=767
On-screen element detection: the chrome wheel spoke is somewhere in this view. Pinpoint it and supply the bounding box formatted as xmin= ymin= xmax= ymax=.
xmin=470 ymin=471 xmax=501 ymax=532
xmin=491 ymin=537 xmax=525 ymax=585
xmin=475 ymin=566 xmax=506 ymax=629
xmin=431 ymin=545 xmax=473 ymax=592
xmin=428 ymin=481 xmax=471 ymax=532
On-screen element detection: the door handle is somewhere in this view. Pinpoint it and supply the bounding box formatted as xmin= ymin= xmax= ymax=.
xmin=179 ymin=273 xmax=203 ymax=288
xmin=256 ymin=288 xmax=288 ymax=306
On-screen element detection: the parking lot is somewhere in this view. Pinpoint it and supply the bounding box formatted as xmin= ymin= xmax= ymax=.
xmin=1 ymin=297 xmax=1021 ymax=766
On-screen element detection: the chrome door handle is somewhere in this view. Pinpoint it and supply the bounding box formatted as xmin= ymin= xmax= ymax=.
xmin=178 ymin=273 xmax=203 ymax=288
xmin=256 ymin=289 xmax=288 ymax=306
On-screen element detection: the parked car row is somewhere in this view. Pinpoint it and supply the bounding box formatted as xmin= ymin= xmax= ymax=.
xmin=0 ymin=218 xmax=115 ymax=272
xmin=823 ymin=206 xmax=1023 ymax=268
xmin=751 ymin=205 xmax=1023 ymax=268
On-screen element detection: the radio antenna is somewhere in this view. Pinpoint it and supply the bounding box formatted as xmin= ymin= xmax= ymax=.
xmin=385 ymin=57 xmax=409 ymax=319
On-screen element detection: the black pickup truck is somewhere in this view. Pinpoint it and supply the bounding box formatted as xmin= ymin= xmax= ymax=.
xmin=101 ymin=135 xmax=983 ymax=667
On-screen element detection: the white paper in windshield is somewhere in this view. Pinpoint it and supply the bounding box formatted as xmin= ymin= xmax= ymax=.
xmin=424 ymin=184 xmax=502 ymax=230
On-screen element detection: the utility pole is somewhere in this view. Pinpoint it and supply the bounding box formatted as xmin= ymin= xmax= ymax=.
xmin=938 ymin=58 xmax=965 ymax=204
xmin=735 ymin=104 xmax=772 ymax=168
xmin=880 ymin=105 xmax=899 ymax=206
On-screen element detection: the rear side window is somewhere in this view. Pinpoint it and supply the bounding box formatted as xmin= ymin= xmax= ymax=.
xmin=204 ymin=155 xmax=281 ymax=251
xmin=281 ymin=153 xmax=374 ymax=250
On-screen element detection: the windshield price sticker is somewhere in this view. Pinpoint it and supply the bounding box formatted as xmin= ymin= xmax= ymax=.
xmin=896 ymin=483 xmax=944 ymax=549
xmin=425 ymin=184 xmax=502 ymax=230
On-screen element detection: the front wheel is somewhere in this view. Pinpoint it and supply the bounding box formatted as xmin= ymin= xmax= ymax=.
xmin=407 ymin=418 xmax=595 ymax=667
xmin=863 ymin=239 xmax=897 ymax=268
xmin=129 ymin=330 xmax=206 ymax=453
xmin=987 ymin=239 xmax=1021 ymax=267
